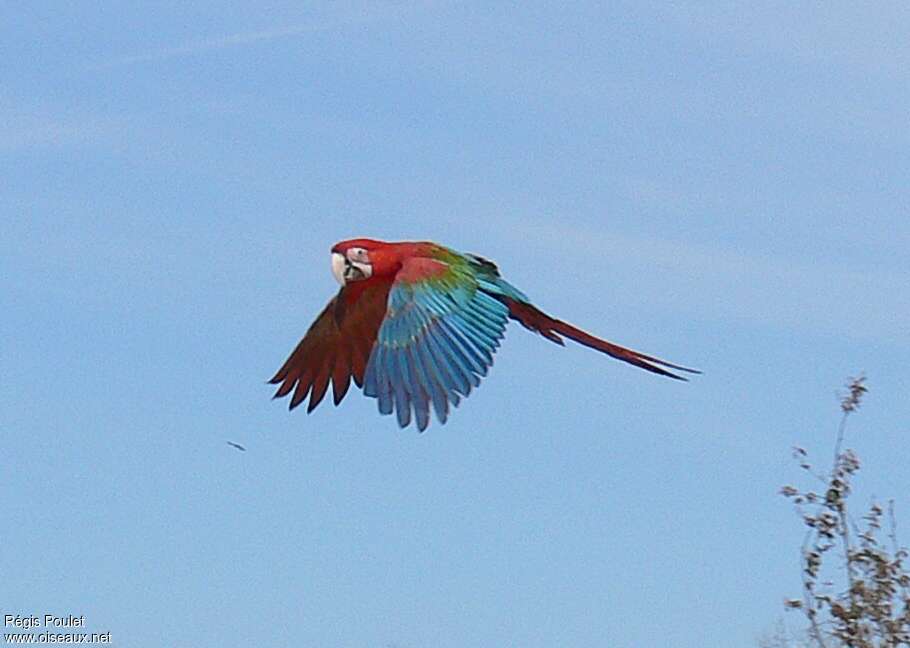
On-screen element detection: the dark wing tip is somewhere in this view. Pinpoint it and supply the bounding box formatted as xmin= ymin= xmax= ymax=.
xmin=613 ymin=351 xmax=696 ymax=381
xmin=657 ymin=365 xmax=698 ymax=379
xmin=271 ymin=378 xmax=296 ymax=400
xmin=631 ymin=352 xmax=700 ymax=376
xmin=644 ymin=363 xmax=689 ymax=381
xmin=268 ymin=365 xmax=290 ymax=384
xmin=654 ymin=361 xmax=701 ymax=375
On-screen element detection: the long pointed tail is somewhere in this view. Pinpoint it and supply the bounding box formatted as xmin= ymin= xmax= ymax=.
xmin=501 ymin=297 xmax=700 ymax=380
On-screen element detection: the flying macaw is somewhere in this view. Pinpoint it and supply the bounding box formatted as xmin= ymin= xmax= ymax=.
xmin=270 ymin=239 xmax=698 ymax=431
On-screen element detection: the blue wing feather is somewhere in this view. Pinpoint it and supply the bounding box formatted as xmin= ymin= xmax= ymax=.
xmin=419 ymin=325 xmax=460 ymax=397
xmin=450 ymin=314 xmax=498 ymax=359
xmin=439 ymin=318 xmax=489 ymax=375
xmin=403 ymin=347 xmax=431 ymax=431
xmin=425 ymin=323 xmax=474 ymax=395
xmin=363 ymin=256 xmax=509 ymax=430
xmin=414 ymin=334 xmax=457 ymax=415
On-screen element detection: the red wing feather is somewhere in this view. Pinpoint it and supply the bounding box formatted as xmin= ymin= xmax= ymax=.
xmin=331 ymin=347 xmax=352 ymax=405
xmin=270 ymin=280 xmax=393 ymax=411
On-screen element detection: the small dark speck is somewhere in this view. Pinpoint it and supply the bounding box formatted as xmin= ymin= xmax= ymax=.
xmin=226 ymin=441 xmax=246 ymax=452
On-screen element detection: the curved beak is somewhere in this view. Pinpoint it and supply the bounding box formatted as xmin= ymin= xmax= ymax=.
xmin=331 ymin=252 xmax=347 ymax=285
xmin=331 ymin=252 xmax=373 ymax=285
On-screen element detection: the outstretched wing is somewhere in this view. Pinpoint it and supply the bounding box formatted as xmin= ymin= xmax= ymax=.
xmin=362 ymin=257 xmax=510 ymax=431
xmin=269 ymin=281 xmax=393 ymax=412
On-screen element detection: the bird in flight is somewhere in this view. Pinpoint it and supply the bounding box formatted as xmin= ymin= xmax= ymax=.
xmin=226 ymin=441 xmax=247 ymax=452
xmin=270 ymin=239 xmax=698 ymax=431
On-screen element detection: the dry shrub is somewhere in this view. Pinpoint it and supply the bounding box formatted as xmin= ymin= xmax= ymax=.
xmin=780 ymin=376 xmax=910 ymax=647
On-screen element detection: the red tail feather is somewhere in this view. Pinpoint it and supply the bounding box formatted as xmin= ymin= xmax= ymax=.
xmin=501 ymin=298 xmax=698 ymax=380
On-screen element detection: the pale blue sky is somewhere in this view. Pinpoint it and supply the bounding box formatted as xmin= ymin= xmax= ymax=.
xmin=4 ymin=3 xmax=910 ymax=647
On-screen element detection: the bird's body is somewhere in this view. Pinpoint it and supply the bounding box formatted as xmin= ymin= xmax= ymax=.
xmin=270 ymin=238 xmax=697 ymax=431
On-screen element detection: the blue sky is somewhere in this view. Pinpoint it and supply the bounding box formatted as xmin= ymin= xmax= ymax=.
xmin=3 ymin=2 xmax=909 ymax=646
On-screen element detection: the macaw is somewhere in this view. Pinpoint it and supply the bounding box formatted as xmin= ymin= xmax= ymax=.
xmin=270 ymin=239 xmax=698 ymax=431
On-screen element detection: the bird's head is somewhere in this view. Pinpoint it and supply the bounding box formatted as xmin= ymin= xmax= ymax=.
xmin=331 ymin=238 xmax=384 ymax=285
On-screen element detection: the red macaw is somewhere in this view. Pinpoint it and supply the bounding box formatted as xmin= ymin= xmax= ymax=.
xmin=270 ymin=239 xmax=698 ymax=431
